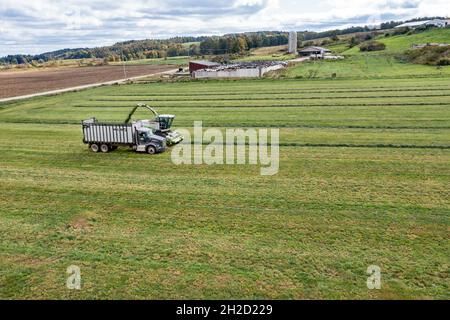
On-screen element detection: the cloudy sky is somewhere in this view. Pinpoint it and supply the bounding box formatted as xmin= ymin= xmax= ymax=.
xmin=0 ymin=0 xmax=448 ymax=56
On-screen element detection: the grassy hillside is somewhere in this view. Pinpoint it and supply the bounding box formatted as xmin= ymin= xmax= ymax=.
xmin=344 ymin=28 xmax=450 ymax=55
xmin=285 ymin=55 xmax=450 ymax=79
xmin=285 ymin=28 xmax=450 ymax=79
xmin=0 ymin=77 xmax=449 ymax=299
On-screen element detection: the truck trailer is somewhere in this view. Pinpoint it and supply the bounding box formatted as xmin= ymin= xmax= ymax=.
xmin=82 ymin=118 xmax=166 ymax=154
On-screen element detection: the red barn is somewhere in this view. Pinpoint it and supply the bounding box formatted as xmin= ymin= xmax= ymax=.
xmin=189 ymin=60 xmax=220 ymax=74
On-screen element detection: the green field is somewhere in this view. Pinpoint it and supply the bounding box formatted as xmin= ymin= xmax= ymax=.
xmin=0 ymin=74 xmax=449 ymax=299
xmin=285 ymin=55 xmax=450 ymax=79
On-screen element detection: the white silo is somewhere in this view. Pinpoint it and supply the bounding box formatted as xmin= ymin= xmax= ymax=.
xmin=288 ymin=31 xmax=298 ymax=54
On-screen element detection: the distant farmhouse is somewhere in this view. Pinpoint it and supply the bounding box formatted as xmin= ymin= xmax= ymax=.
xmin=396 ymin=19 xmax=449 ymax=29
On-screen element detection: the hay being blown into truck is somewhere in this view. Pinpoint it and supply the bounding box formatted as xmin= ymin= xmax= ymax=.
xmin=82 ymin=104 xmax=183 ymax=154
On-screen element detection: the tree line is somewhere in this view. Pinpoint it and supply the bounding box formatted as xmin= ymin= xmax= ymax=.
xmin=0 ymin=37 xmax=208 ymax=65
xmin=199 ymin=32 xmax=288 ymax=54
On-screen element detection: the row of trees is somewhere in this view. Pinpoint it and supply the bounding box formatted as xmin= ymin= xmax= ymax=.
xmin=199 ymin=32 xmax=289 ymax=54
xmin=0 ymin=37 xmax=207 ymax=64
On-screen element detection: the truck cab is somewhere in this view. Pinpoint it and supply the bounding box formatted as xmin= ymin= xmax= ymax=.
xmin=134 ymin=126 xmax=166 ymax=154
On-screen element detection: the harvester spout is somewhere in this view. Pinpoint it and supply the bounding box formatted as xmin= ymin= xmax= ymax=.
xmin=124 ymin=104 xmax=159 ymax=123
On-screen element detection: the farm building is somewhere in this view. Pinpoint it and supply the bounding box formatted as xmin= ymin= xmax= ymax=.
xmin=396 ymin=19 xmax=449 ymax=29
xmin=298 ymin=46 xmax=331 ymax=58
xmin=189 ymin=60 xmax=221 ymax=74
xmin=191 ymin=61 xmax=287 ymax=79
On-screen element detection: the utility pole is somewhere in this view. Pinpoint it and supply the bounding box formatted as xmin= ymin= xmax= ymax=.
xmin=122 ymin=53 xmax=127 ymax=79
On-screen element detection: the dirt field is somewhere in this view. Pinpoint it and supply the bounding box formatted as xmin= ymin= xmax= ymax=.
xmin=0 ymin=65 xmax=174 ymax=99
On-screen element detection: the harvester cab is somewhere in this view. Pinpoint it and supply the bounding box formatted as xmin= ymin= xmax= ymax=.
xmin=125 ymin=104 xmax=184 ymax=146
xmin=157 ymin=115 xmax=175 ymax=131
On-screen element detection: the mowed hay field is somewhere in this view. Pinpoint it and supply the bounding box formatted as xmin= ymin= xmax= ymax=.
xmin=0 ymin=77 xmax=449 ymax=299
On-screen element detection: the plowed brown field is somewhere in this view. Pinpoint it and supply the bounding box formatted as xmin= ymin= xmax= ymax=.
xmin=0 ymin=65 xmax=174 ymax=99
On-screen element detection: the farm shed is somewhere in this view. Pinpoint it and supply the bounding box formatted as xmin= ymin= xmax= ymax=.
xmin=189 ymin=60 xmax=221 ymax=74
xmin=192 ymin=61 xmax=287 ymax=79
xmin=299 ymin=46 xmax=331 ymax=58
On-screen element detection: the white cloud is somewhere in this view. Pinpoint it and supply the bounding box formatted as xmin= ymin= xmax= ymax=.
xmin=0 ymin=0 xmax=448 ymax=56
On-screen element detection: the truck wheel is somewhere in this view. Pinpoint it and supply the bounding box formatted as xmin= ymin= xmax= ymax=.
xmin=90 ymin=144 xmax=99 ymax=153
xmin=147 ymin=146 xmax=156 ymax=155
xmin=100 ymin=144 xmax=110 ymax=153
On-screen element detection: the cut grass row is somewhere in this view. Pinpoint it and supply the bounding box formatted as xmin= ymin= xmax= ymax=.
xmin=77 ymin=95 xmax=450 ymax=105
xmin=2 ymin=105 xmax=450 ymax=129
xmin=104 ymin=86 xmax=450 ymax=98
xmin=1 ymin=123 xmax=448 ymax=148
xmin=118 ymin=84 xmax=450 ymax=94
xmin=106 ymin=77 xmax=450 ymax=92
xmin=103 ymin=88 xmax=450 ymax=96
xmin=90 ymin=93 xmax=450 ymax=101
